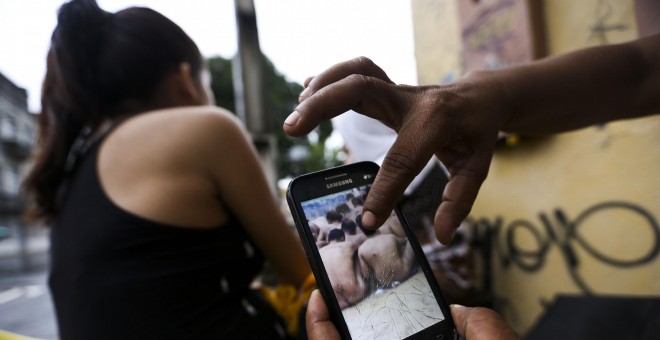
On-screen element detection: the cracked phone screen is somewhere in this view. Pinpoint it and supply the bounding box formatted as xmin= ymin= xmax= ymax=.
xmin=301 ymin=184 xmax=445 ymax=339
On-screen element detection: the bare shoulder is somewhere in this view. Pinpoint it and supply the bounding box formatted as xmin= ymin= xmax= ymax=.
xmin=111 ymin=106 xmax=247 ymax=149
xmin=173 ymin=106 xmax=251 ymax=153
xmin=176 ymin=105 xmax=243 ymax=128
xmin=97 ymin=106 xmax=244 ymax=227
xmin=131 ymin=105 xmax=243 ymax=134
xmin=101 ymin=105 xmax=251 ymax=172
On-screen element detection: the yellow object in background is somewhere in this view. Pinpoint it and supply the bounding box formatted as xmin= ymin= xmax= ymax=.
xmin=261 ymin=273 xmax=317 ymax=337
xmin=0 ymin=330 xmax=42 ymax=340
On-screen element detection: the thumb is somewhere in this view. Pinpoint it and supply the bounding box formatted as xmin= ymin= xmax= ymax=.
xmin=306 ymin=290 xmax=341 ymax=340
xmin=450 ymin=304 xmax=519 ymax=340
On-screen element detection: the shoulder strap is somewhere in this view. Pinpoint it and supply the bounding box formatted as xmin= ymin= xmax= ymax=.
xmin=64 ymin=120 xmax=123 ymax=173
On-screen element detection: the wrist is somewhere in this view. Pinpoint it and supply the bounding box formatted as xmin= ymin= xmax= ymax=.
xmin=460 ymin=70 xmax=515 ymax=131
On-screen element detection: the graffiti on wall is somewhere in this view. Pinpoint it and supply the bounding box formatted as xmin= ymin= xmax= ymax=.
xmin=458 ymin=0 xmax=543 ymax=72
xmin=589 ymin=0 xmax=630 ymax=45
xmin=469 ymin=201 xmax=659 ymax=294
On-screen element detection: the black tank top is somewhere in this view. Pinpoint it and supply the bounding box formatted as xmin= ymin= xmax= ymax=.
xmin=49 ymin=137 xmax=289 ymax=339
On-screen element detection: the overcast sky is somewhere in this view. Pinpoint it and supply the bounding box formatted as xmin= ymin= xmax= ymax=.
xmin=0 ymin=0 xmax=417 ymax=113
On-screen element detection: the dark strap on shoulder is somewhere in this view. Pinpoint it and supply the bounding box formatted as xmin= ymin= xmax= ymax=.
xmin=64 ymin=120 xmax=123 ymax=173
xmin=57 ymin=119 xmax=124 ymax=209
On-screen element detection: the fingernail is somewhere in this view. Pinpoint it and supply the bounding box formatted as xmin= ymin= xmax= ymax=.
xmin=300 ymin=87 xmax=311 ymax=99
xmin=362 ymin=211 xmax=376 ymax=228
xmin=284 ymin=111 xmax=300 ymax=126
xmin=450 ymin=304 xmax=465 ymax=309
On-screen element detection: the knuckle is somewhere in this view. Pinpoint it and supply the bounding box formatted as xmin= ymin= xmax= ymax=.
xmin=379 ymin=149 xmax=426 ymax=188
xmin=461 ymin=164 xmax=489 ymax=183
xmin=354 ymin=56 xmax=375 ymax=68
xmin=384 ymin=150 xmax=420 ymax=175
xmin=345 ymin=73 xmax=372 ymax=89
xmin=443 ymin=196 xmax=474 ymax=218
xmin=344 ymin=74 xmax=378 ymax=103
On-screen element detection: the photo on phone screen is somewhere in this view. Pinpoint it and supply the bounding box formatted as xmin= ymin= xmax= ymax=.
xmin=297 ymin=182 xmax=448 ymax=339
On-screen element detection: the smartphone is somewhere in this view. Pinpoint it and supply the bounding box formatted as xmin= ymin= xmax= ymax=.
xmin=287 ymin=161 xmax=457 ymax=340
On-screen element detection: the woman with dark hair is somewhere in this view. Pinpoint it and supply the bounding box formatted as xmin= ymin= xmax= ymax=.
xmin=23 ymin=0 xmax=310 ymax=338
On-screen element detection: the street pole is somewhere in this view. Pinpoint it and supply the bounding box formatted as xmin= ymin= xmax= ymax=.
xmin=233 ymin=0 xmax=278 ymax=194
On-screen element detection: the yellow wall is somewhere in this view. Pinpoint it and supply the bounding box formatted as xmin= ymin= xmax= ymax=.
xmin=411 ymin=0 xmax=462 ymax=85
xmin=543 ymin=0 xmax=637 ymax=53
xmin=412 ymin=0 xmax=660 ymax=335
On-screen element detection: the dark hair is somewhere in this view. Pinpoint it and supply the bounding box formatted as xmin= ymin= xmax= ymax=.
xmin=335 ymin=203 xmax=351 ymax=215
xmin=341 ymin=218 xmax=357 ymax=235
xmin=351 ymin=197 xmax=363 ymax=207
xmin=346 ymin=193 xmax=354 ymax=201
xmin=326 ymin=211 xmax=343 ymax=224
xmin=328 ymin=229 xmax=345 ymax=242
xmin=24 ymin=0 xmax=203 ymax=222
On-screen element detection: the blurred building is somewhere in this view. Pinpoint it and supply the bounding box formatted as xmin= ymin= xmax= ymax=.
xmin=0 ymin=71 xmax=36 ymax=244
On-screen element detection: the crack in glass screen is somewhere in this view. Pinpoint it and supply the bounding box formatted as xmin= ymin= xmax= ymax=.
xmin=301 ymin=185 xmax=445 ymax=339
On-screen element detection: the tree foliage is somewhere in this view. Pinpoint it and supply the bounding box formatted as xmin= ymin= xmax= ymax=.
xmin=207 ymin=55 xmax=341 ymax=178
xmin=207 ymin=57 xmax=235 ymax=113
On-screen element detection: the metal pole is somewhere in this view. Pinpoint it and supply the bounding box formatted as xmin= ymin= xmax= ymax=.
xmin=233 ymin=0 xmax=278 ymax=193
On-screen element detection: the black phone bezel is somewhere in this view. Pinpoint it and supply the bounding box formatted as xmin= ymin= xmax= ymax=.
xmin=286 ymin=161 xmax=457 ymax=340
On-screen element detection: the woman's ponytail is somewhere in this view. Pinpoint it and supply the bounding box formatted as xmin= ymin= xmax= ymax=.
xmin=52 ymin=0 xmax=112 ymax=122
xmin=24 ymin=0 xmax=204 ymax=222
xmin=24 ymin=0 xmax=111 ymax=222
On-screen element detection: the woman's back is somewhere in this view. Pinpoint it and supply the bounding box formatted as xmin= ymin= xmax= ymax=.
xmin=50 ymin=107 xmax=291 ymax=339
xmin=97 ymin=107 xmax=233 ymax=228
xmin=26 ymin=2 xmax=310 ymax=337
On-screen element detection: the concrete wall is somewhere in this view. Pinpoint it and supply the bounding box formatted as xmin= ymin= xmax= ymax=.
xmin=412 ymin=0 xmax=659 ymax=335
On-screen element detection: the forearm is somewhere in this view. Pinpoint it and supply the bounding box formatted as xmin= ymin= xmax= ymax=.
xmin=268 ymin=224 xmax=312 ymax=286
xmin=472 ymin=34 xmax=660 ymax=134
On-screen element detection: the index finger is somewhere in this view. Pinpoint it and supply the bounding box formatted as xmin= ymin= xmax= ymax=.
xmin=301 ymin=56 xmax=394 ymax=102
xmin=283 ymin=57 xmax=396 ymax=137
xmin=361 ymin=123 xmax=437 ymax=229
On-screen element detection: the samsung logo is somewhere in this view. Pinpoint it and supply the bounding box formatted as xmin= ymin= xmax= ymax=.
xmin=326 ymin=179 xmax=353 ymax=189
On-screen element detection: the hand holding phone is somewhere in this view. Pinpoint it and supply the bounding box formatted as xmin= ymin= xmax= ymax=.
xmin=287 ymin=162 xmax=457 ymax=340
xmin=307 ymin=289 xmax=519 ymax=340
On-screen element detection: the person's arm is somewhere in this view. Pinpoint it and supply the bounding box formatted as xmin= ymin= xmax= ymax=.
xmin=203 ymin=108 xmax=310 ymax=286
xmin=489 ymin=34 xmax=660 ymax=133
xmin=284 ymin=34 xmax=660 ymax=245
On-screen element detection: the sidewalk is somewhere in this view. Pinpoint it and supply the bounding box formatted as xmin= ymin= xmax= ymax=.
xmin=0 ymin=231 xmax=56 ymax=339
